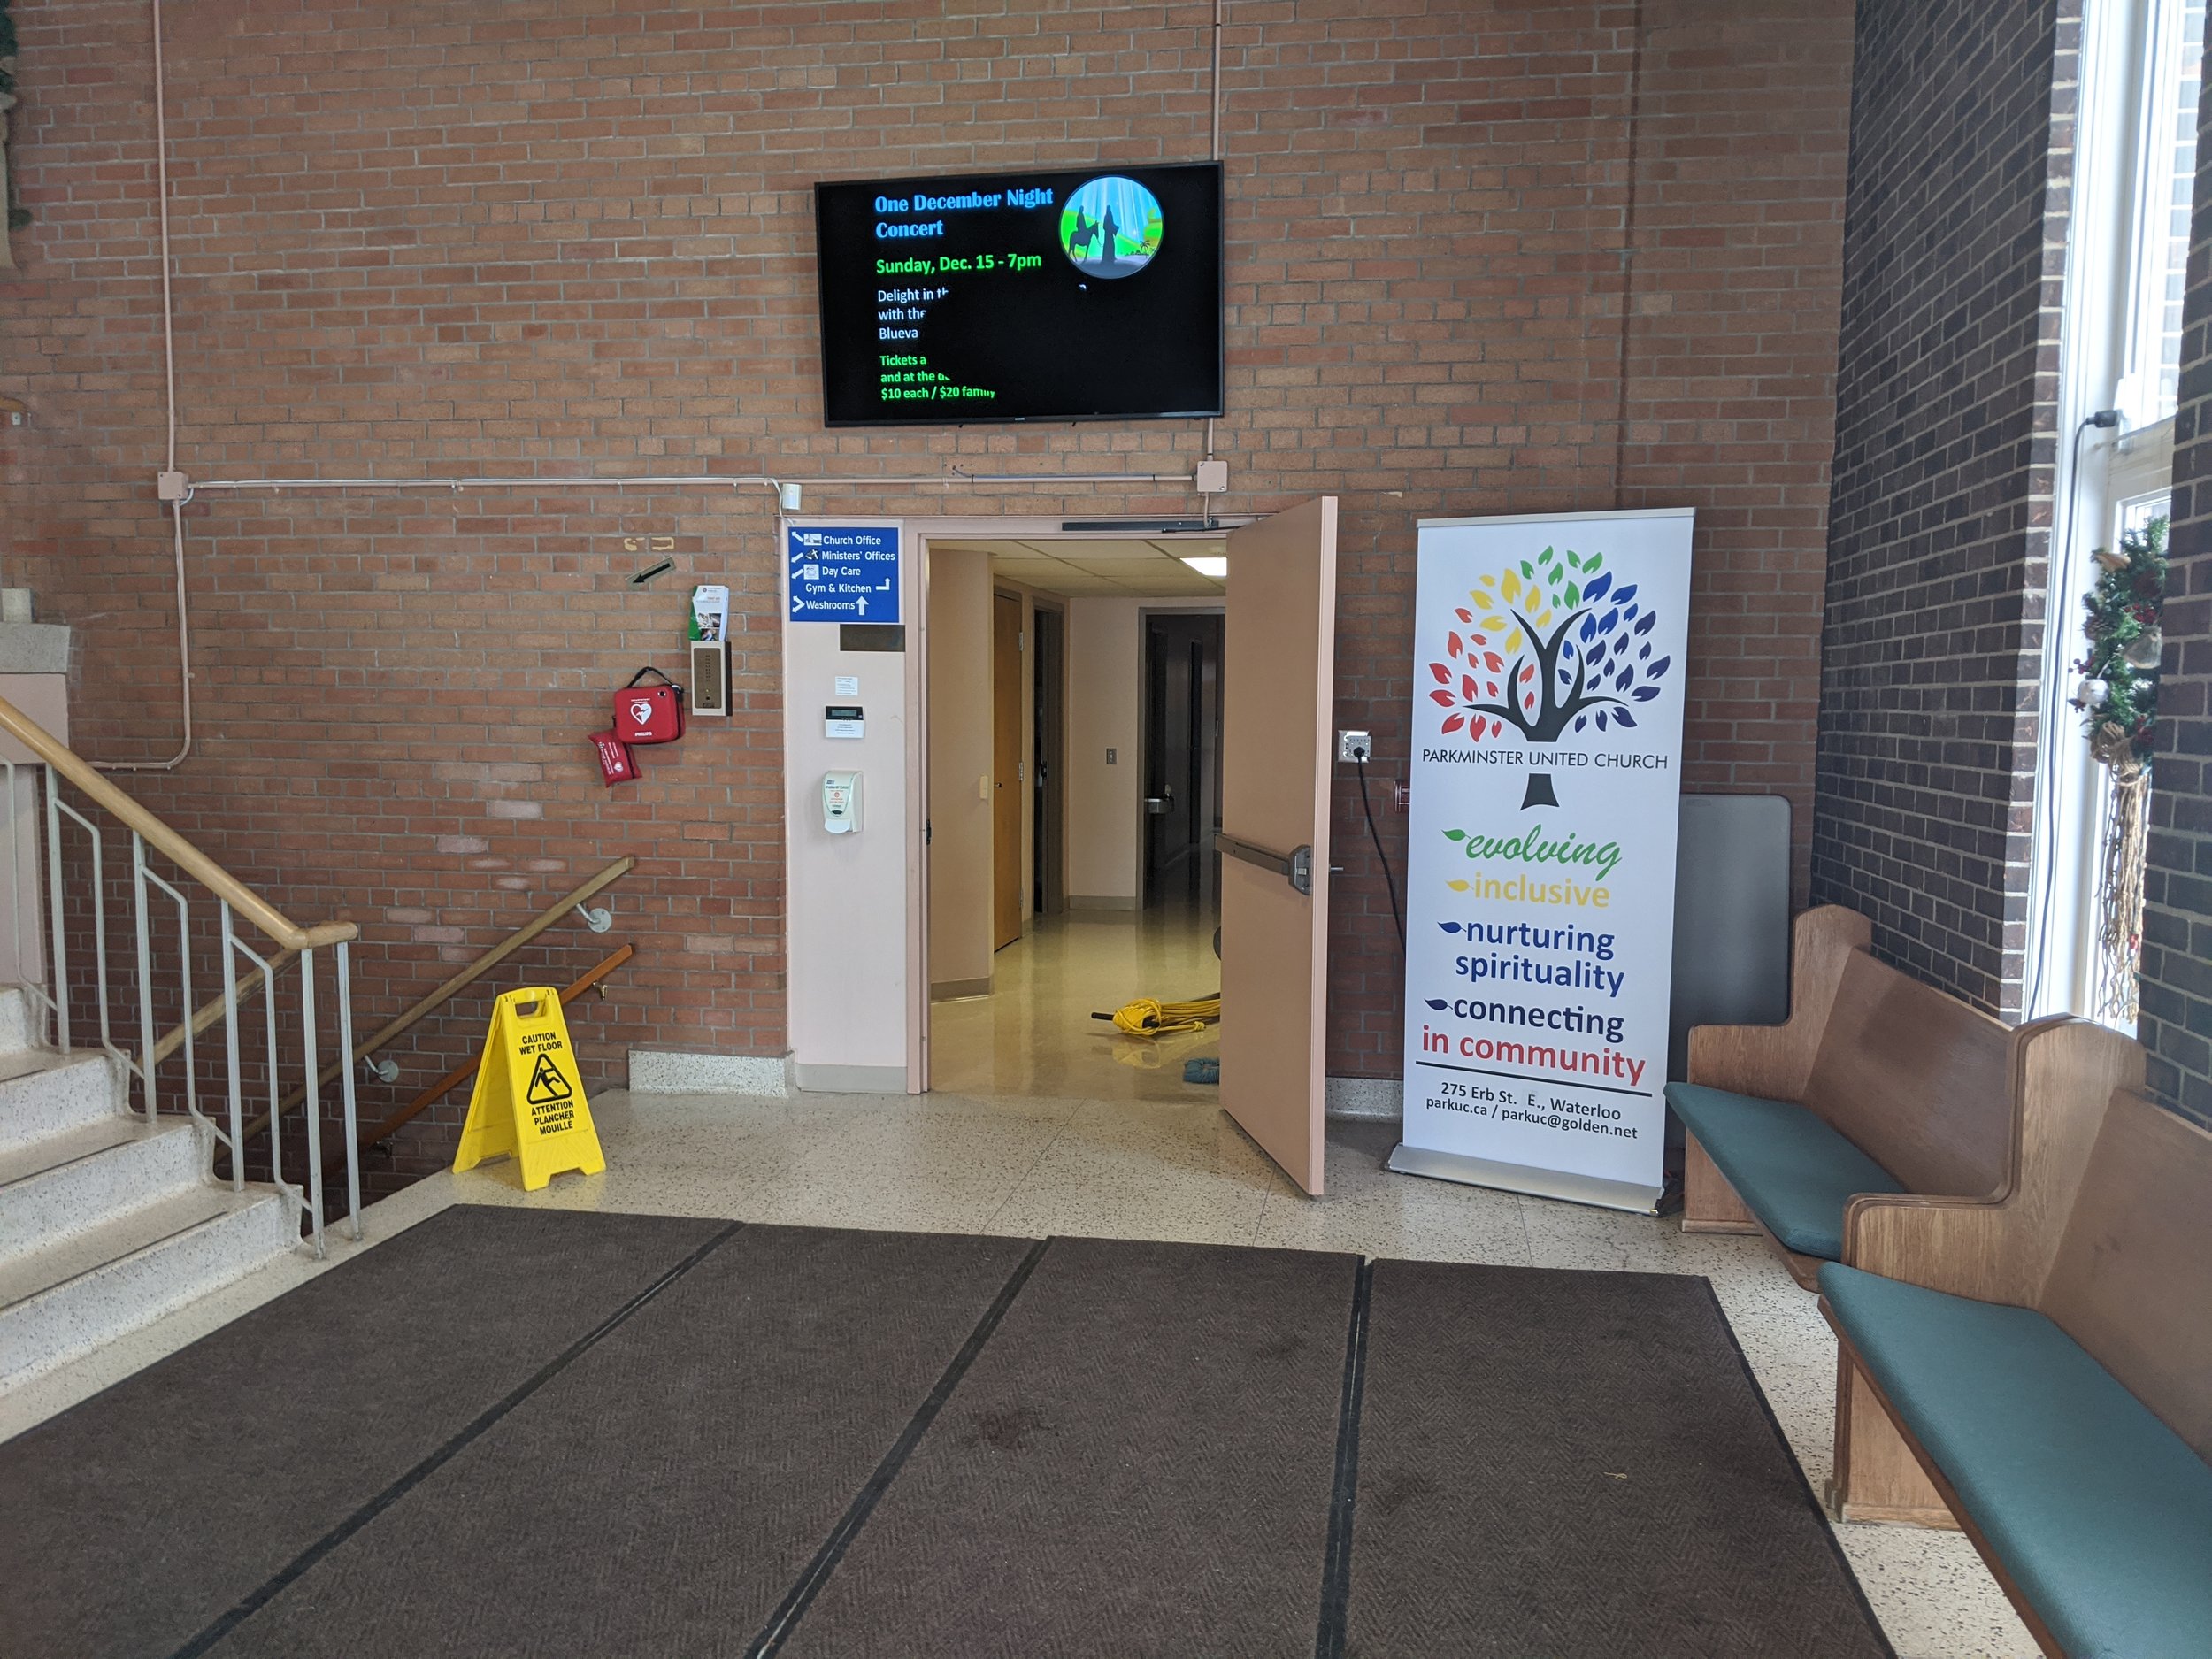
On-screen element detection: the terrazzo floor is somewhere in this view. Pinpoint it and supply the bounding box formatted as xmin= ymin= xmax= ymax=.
xmin=2 ymin=1086 xmax=2033 ymax=1659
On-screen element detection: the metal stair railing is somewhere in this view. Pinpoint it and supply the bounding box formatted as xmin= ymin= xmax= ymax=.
xmin=0 ymin=695 xmax=362 ymax=1256
xmin=244 ymin=856 xmax=635 ymax=1140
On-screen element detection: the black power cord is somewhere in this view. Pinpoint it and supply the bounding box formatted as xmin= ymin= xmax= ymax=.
xmin=1352 ymin=746 xmax=1405 ymax=950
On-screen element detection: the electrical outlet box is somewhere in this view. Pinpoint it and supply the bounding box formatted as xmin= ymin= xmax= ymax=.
xmin=1336 ymin=730 xmax=1373 ymax=764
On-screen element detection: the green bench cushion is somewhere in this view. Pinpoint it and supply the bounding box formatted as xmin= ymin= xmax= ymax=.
xmin=1822 ymin=1263 xmax=2212 ymax=1659
xmin=1664 ymin=1083 xmax=1903 ymax=1258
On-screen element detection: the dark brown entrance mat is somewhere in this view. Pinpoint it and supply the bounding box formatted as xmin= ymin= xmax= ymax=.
xmin=199 ymin=1224 xmax=1034 ymax=1659
xmin=0 ymin=1204 xmax=731 ymax=1659
xmin=1345 ymin=1260 xmax=1893 ymax=1658
xmin=3 ymin=1210 xmax=1893 ymax=1659
xmin=774 ymin=1235 xmax=1362 ymax=1659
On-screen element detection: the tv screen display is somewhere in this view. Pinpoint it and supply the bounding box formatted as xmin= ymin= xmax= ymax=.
xmin=814 ymin=162 xmax=1223 ymax=426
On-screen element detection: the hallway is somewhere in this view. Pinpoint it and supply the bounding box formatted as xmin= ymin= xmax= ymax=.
xmin=929 ymin=906 xmax=1222 ymax=1103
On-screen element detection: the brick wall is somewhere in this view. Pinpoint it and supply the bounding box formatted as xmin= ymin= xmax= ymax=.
xmin=2140 ymin=19 xmax=2212 ymax=1130
xmin=0 ymin=0 xmax=1853 ymax=1182
xmin=1809 ymin=0 xmax=2077 ymax=1020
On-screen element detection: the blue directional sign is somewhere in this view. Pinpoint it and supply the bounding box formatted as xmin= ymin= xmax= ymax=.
xmin=787 ymin=525 xmax=901 ymax=624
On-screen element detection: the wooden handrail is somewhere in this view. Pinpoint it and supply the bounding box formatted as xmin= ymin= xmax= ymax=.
xmin=245 ymin=855 xmax=637 ymax=1135
xmin=150 ymin=948 xmax=298 ymax=1068
xmin=0 ymin=694 xmax=356 ymax=950
xmin=326 ymin=942 xmax=635 ymax=1173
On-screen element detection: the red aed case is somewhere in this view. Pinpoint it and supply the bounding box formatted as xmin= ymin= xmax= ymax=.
xmin=615 ymin=667 xmax=686 ymax=745
xmin=590 ymin=731 xmax=640 ymax=787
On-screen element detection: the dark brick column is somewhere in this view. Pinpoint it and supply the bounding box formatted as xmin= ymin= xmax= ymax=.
xmin=1809 ymin=0 xmax=2077 ymax=1018
xmin=2139 ymin=20 xmax=2212 ymax=1130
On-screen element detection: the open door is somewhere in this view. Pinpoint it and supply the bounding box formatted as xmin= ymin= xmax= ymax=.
xmin=1217 ymin=498 xmax=1337 ymax=1194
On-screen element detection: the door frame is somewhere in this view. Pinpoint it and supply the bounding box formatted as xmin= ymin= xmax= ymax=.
xmin=990 ymin=586 xmax=1026 ymax=953
xmin=910 ymin=518 xmax=1249 ymax=1093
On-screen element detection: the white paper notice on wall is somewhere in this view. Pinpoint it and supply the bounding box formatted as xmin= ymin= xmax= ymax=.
xmin=1387 ymin=508 xmax=1694 ymax=1215
xmin=691 ymin=584 xmax=731 ymax=642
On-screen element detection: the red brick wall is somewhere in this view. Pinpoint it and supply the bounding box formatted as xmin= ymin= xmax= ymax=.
xmin=0 ymin=0 xmax=1852 ymax=1179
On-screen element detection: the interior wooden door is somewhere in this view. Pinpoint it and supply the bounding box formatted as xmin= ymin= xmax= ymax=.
xmin=1218 ymin=498 xmax=1338 ymax=1194
xmin=992 ymin=591 xmax=1024 ymax=950
xmin=1033 ymin=605 xmax=1066 ymax=916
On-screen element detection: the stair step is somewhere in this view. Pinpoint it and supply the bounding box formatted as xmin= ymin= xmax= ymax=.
xmin=0 ymin=1118 xmax=206 ymax=1264
xmin=0 ymin=1050 xmax=125 ymax=1156
xmin=0 ymin=1185 xmax=295 ymax=1387
xmin=0 ymin=1113 xmax=142 ymax=1187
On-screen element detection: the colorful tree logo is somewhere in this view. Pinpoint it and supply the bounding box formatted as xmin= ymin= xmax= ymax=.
xmin=1427 ymin=545 xmax=1671 ymax=742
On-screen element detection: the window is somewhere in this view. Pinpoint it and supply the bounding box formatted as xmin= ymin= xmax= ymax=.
xmin=2025 ymin=0 xmax=2201 ymax=1023
xmin=2119 ymin=0 xmax=2203 ymax=426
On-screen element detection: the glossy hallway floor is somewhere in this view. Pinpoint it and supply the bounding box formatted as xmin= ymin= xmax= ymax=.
xmin=2 ymin=1087 xmax=2035 ymax=1659
xmin=929 ymin=906 xmax=1225 ymax=1102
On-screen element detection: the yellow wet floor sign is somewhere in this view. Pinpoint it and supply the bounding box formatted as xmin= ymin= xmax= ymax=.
xmin=452 ymin=987 xmax=606 ymax=1190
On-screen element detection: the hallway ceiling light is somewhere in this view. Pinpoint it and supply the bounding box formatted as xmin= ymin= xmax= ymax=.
xmin=1180 ymin=556 xmax=1228 ymax=579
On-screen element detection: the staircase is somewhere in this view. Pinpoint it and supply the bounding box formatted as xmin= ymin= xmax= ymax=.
xmin=0 ymin=986 xmax=295 ymax=1389
xmin=0 ymin=693 xmax=363 ymax=1395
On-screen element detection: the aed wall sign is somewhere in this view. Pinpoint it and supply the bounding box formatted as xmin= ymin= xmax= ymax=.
xmin=787 ymin=525 xmax=901 ymax=622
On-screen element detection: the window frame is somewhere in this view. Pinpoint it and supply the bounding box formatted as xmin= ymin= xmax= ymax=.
xmin=2024 ymin=0 xmax=2193 ymax=1022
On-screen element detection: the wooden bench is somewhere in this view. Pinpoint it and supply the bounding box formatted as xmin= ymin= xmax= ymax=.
xmin=1668 ymin=906 xmax=2140 ymax=1289
xmin=1820 ymin=1086 xmax=2212 ymax=1655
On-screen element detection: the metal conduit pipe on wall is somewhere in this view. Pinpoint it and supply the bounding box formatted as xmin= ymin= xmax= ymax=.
xmin=1206 ymin=0 xmax=1223 ymax=464
xmin=182 ymin=472 xmax=1200 ymax=493
xmin=127 ymin=0 xmax=1221 ymax=767
xmin=111 ymin=0 xmax=192 ymax=774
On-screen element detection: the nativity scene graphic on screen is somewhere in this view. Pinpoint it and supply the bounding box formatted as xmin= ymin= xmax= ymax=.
xmin=1059 ymin=176 xmax=1164 ymax=279
xmin=814 ymin=162 xmax=1221 ymax=426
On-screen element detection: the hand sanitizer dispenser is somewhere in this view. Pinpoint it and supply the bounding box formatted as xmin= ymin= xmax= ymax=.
xmin=822 ymin=771 xmax=861 ymax=834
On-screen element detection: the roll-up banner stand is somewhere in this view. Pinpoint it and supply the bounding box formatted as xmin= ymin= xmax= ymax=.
xmin=1388 ymin=508 xmax=1694 ymax=1214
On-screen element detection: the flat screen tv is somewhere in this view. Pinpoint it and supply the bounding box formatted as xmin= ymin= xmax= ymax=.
xmin=814 ymin=162 xmax=1224 ymax=426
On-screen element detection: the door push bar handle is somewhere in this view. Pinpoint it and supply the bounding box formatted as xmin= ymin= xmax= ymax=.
xmin=1214 ymin=832 xmax=1313 ymax=896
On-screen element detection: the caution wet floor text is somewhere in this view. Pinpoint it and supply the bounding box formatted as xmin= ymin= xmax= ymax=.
xmin=452 ymin=987 xmax=606 ymax=1190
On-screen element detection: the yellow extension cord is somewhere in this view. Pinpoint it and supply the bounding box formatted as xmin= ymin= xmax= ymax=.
xmin=1102 ymin=995 xmax=1222 ymax=1039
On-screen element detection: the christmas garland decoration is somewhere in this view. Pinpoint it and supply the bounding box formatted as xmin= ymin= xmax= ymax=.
xmin=2070 ymin=512 xmax=2168 ymax=1024
xmin=2074 ymin=512 xmax=2167 ymax=762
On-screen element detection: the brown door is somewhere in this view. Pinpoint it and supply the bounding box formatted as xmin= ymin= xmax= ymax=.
xmin=1218 ymin=499 xmax=1338 ymax=1194
xmin=1143 ymin=615 xmax=1220 ymax=907
xmin=992 ymin=591 xmax=1024 ymax=950
xmin=1032 ymin=605 xmax=1066 ymax=916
